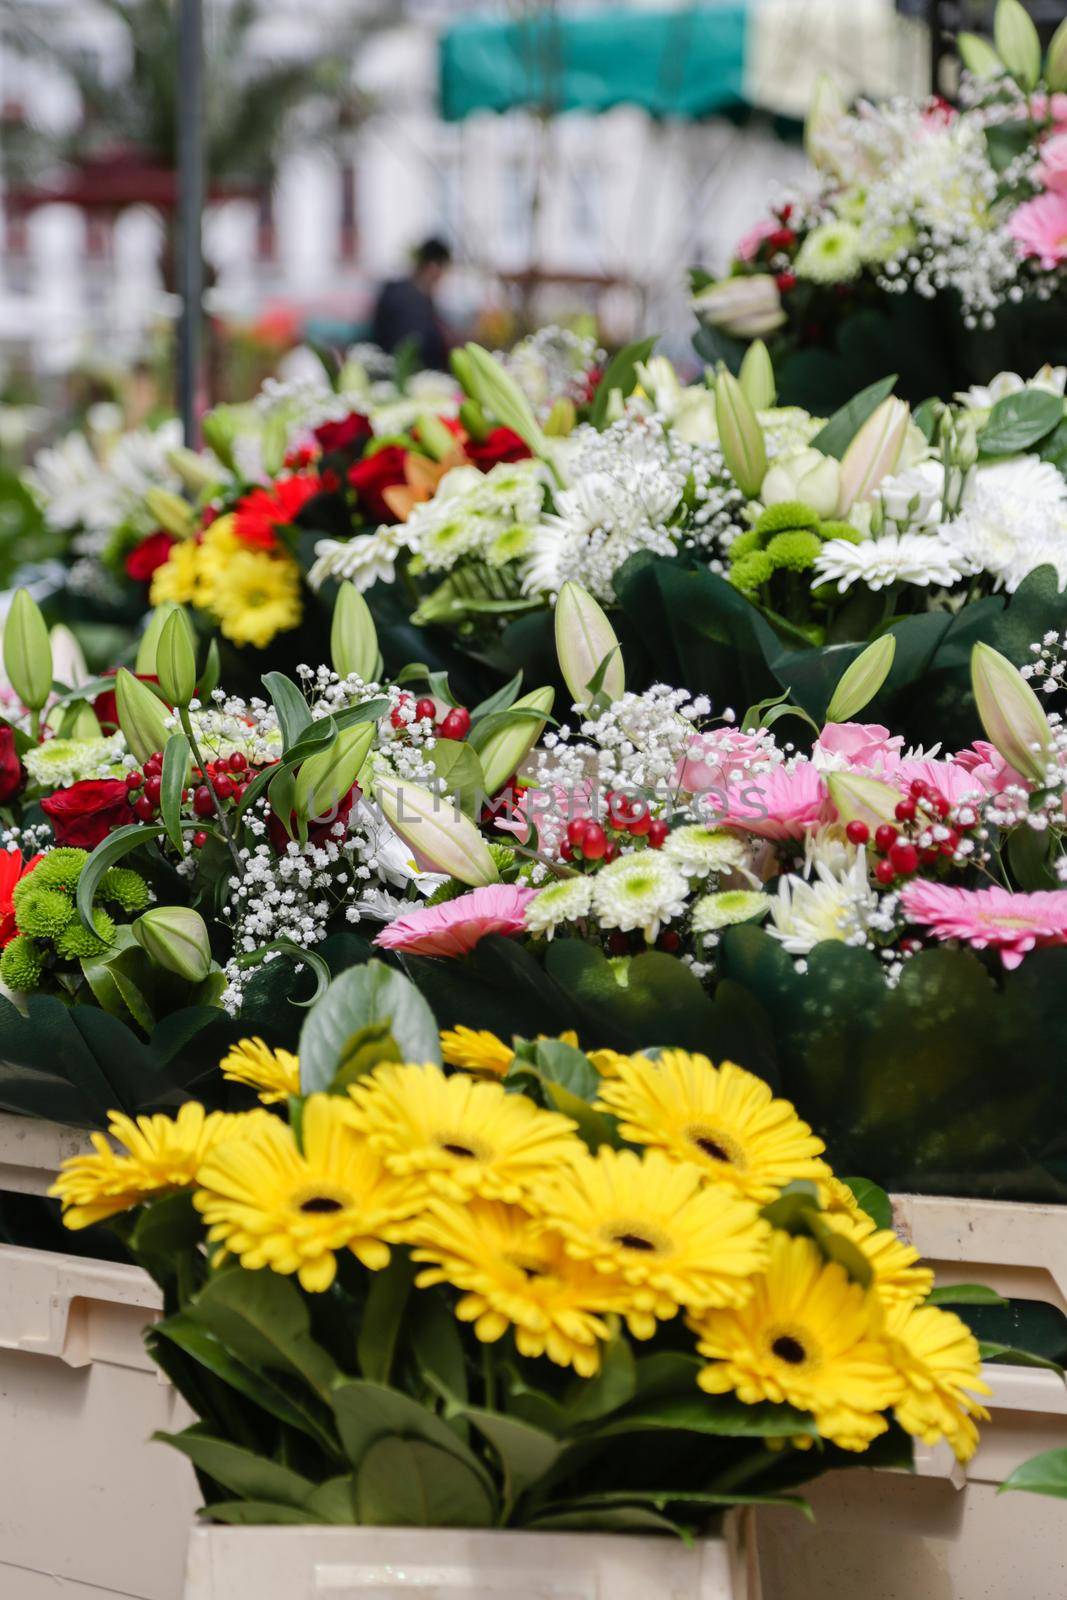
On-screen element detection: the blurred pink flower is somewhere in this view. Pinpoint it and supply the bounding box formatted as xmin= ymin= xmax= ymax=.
xmin=951 ymin=740 xmax=1027 ymax=794
xmin=900 ymin=880 xmax=1067 ymax=969
xmin=676 ymin=728 xmax=779 ymax=796
xmin=714 ymin=763 xmax=832 ymax=841
xmin=373 ymin=885 xmax=534 ymax=958
xmin=1008 ymin=192 xmax=1067 ymax=268
xmin=813 ymin=722 xmax=905 ymax=774
xmin=1036 ymin=131 xmax=1067 ymax=196
xmin=735 ymin=218 xmax=779 ymax=262
xmin=1031 ymin=94 xmax=1067 ymax=132
xmin=893 ymin=758 xmax=987 ymax=805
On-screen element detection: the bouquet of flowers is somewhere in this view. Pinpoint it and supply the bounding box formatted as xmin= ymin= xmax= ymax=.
xmin=693 ymin=0 xmax=1067 ymax=409
xmin=48 ymin=962 xmax=991 ymax=1532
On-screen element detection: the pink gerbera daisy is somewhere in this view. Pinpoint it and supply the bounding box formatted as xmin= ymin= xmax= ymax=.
xmin=900 ymin=880 xmax=1067 ymax=969
xmin=373 ymin=884 xmax=534 ymax=958
xmin=1007 ymin=192 xmax=1067 ymax=269
xmin=712 ymin=763 xmax=832 ymax=841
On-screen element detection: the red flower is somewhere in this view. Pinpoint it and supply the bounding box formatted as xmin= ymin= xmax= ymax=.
xmin=124 ymin=530 xmax=177 ymax=583
xmin=0 ymin=849 xmax=43 ymax=946
xmin=41 ymin=779 xmax=132 ymax=848
xmin=348 ymin=446 xmax=410 ymax=524
xmin=0 ymin=726 xmax=22 ymax=804
xmin=465 ymin=427 xmax=532 ymax=471
xmin=314 ymin=413 xmax=372 ymax=455
xmin=93 ymin=671 xmax=161 ymax=734
xmin=266 ymin=780 xmax=360 ymax=856
xmin=234 ymin=474 xmax=323 ymax=550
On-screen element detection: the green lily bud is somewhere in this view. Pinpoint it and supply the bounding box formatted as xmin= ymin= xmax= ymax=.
xmin=331 ymin=583 xmax=381 ymax=682
xmin=66 ymin=701 xmax=103 ymax=739
xmin=544 ymin=398 xmax=577 ymax=437
xmin=826 ymin=771 xmax=899 ymax=829
xmin=837 ymin=397 xmax=909 ymax=515
xmin=715 ymin=371 xmax=767 ymax=499
xmin=198 ymin=638 xmax=221 ymax=701
xmin=294 ymin=722 xmax=375 ymax=822
xmin=155 ymin=607 xmax=197 ymax=708
xmin=958 ymin=31 xmax=1005 ymax=79
xmin=805 ymin=73 xmax=847 ymax=171
xmin=971 ymin=642 xmax=1052 ymax=785
xmin=144 ymin=487 xmax=196 ymax=539
xmin=1048 ymin=16 xmax=1067 ymax=92
xmin=132 ymin=906 xmax=212 ymax=983
xmin=200 ymin=407 xmax=239 ymax=473
xmin=994 ymin=0 xmax=1041 ymax=89
xmin=461 ymin=344 xmax=547 ymax=458
xmin=260 ymin=411 xmax=289 ymax=478
xmin=458 ymin=398 xmax=490 ymax=442
xmin=825 ymin=636 xmax=896 ymax=723
xmin=739 ymin=340 xmax=776 ymax=411
xmin=478 ymin=688 xmax=555 ymax=796
xmin=49 ymin=624 xmax=88 ymax=689
xmin=166 ymin=446 xmax=221 ymax=496
xmin=135 ymin=603 xmax=183 ymax=675
xmin=450 ymin=347 xmax=476 ymax=393
xmin=115 ymin=668 xmax=171 ymax=764
xmin=417 ymin=413 xmax=457 ymax=462
xmin=375 ymin=776 xmax=499 ymax=886
xmin=3 ymin=588 xmax=53 ymax=712
xmin=554 ymin=581 xmax=625 ymax=709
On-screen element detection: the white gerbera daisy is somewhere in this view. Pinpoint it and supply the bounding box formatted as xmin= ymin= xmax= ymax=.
xmin=691 ymin=889 xmax=771 ymax=934
xmin=767 ymin=855 xmax=878 ymax=956
xmin=308 ymin=525 xmax=412 ymax=592
xmin=663 ymin=825 xmax=750 ymax=879
xmin=525 ymin=875 xmax=594 ymax=939
xmin=590 ymin=851 xmax=689 ymax=943
xmin=813 ymin=532 xmax=968 ymax=593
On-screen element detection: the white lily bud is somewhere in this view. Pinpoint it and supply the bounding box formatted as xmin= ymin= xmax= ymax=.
xmin=554 ymin=582 xmax=625 ymax=710
xmin=716 ymin=371 xmax=767 ymax=499
xmin=825 ymin=636 xmax=896 ymax=723
xmin=692 ymin=277 xmax=786 ymax=340
xmin=971 ymin=642 xmax=1053 ymax=785
xmin=837 ymin=398 xmax=910 ymax=515
xmin=827 ymin=771 xmax=900 ymax=828
xmin=375 ymin=777 xmax=499 ymax=886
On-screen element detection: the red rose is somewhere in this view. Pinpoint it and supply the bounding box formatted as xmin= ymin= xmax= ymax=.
xmin=465 ymin=426 xmax=532 ymax=471
xmin=348 ymin=446 xmax=409 ymax=524
xmin=124 ymin=530 xmax=176 ymax=583
xmin=314 ymin=413 xmax=372 ymax=455
xmin=0 ymin=726 xmax=23 ymax=804
xmin=41 ymin=779 xmax=132 ymax=848
xmin=93 ymin=671 xmax=161 ymax=734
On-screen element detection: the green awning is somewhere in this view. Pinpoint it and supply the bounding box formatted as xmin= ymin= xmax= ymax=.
xmin=439 ymin=6 xmax=749 ymax=122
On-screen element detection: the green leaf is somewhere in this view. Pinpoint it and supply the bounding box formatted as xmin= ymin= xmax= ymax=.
xmin=130 ymin=1191 xmax=202 ymax=1257
xmin=160 ymin=732 xmax=190 ymax=855
xmin=926 ymin=1284 xmax=1008 ymax=1307
xmin=978 ymin=390 xmax=1063 ymax=456
xmin=268 ymin=766 xmax=297 ymax=838
xmin=299 ymin=963 xmax=441 ymax=1095
xmin=841 ymin=1177 xmax=892 ymax=1230
xmin=591 ymin=335 xmax=659 ymax=430
xmin=461 ymin=343 xmax=548 ymax=460
xmin=331 ymin=1380 xmax=491 ymax=1483
xmin=192 ymin=1269 xmax=341 ymax=1403
xmin=471 ymin=669 xmax=524 ymax=721
xmin=354 ymin=1437 xmax=495 ymax=1527
xmin=75 ymin=823 xmax=165 ymax=930
xmin=811 ymin=375 xmax=898 ymax=459
xmin=410 ymin=1295 xmax=469 ymax=1412
xmin=304 ymin=1476 xmax=358 ymax=1523
xmin=977 ymin=1342 xmax=1064 ymax=1374
xmin=237 ymin=939 xmax=331 ymax=1009
xmin=545 ymin=1488 xmax=812 ymax=1517
xmin=262 ymin=671 xmax=312 ymax=749
xmin=430 ymin=739 xmax=485 ymax=818
xmin=593 ymin=1394 xmax=818 ymax=1439
xmin=563 ymin=1335 xmax=636 ymax=1425
xmin=459 ymin=1410 xmax=563 ymax=1506
xmin=1000 ymin=1448 xmax=1067 ymax=1498
xmin=156 ymin=1428 xmax=316 ymax=1506
xmin=356 ymin=1256 xmax=417 ymax=1385
xmin=528 ymin=1506 xmax=687 ymax=1534
xmin=198 ymin=1500 xmax=325 ymax=1526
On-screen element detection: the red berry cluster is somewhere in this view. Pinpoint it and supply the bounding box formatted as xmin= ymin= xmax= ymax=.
xmin=560 ymin=792 xmax=670 ymax=867
xmin=125 ymin=749 xmax=251 ymax=849
xmin=844 ymin=779 xmax=974 ymax=887
xmin=389 ymin=694 xmax=472 ymax=743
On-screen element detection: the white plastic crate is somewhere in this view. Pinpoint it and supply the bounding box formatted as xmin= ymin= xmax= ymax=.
xmin=183 ymin=1515 xmax=761 ymax=1600
xmin=0 ymin=1244 xmax=198 ymax=1599
xmin=891 ymin=1192 xmax=1067 ymax=1314
xmin=0 ymin=1109 xmax=93 ymax=1196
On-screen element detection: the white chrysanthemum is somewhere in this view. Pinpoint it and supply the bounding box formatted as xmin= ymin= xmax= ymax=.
xmin=955 ymin=367 xmax=1067 ymax=411
xmin=795 ymin=221 xmax=863 ymax=283
xmin=23 ymin=734 xmax=126 ymax=788
xmin=525 ymin=876 xmax=594 ymax=938
xmin=590 ymin=851 xmax=689 ymax=942
xmin=968 ymin=456 xmax=1067 ymax=507
xmin=691 ymin=889 xmax=771 ymax=934
xmin=308 ymin=525 xmax=412 ymax=593
xmin=813 ymin=532 xmax=968 ymax=593
xmin=877 ymin=460 xmax=945 ymax=533
xmin=663 ymin=825 xmax=750 ymax=879
xmin=767 ymin=855 xmax=878 ymax=956
xmin=941 ymin=467 xmax=1067 ymax=594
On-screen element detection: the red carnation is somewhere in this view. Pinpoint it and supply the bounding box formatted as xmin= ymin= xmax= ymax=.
xmin=41 ymin=779 xmax=132 ymax=848
xmin=0 ymin=726 xmax=23 ymax=804
xmin=234 ymin=473 xmax=323 ymax=550
xmin=314 ymin=413 xmax=372 ymax=455
xmin=124 ymin=530 xmax=177 ymax=583
xmin=348 ymin=446 xmax=409 ymax=524
xmin=465 ymin=426 xmax=532 ymax=471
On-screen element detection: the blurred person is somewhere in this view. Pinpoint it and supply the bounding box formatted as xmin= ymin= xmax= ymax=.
xmin=371 ymin=237 xmax=453 ymax=369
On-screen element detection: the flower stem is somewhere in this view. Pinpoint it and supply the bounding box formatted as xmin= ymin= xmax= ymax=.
xmin=179 ymin=708 xmax=244 ymax=876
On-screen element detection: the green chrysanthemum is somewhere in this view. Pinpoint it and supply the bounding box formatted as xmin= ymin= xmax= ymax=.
xmin=754 ymin=501 xmax=821 ymax=539
xmin=488 ymin=842 xmax=517 ymax=877
xmin=729 ymin=551 xmax=775 ymax=596
xmin=32 ymin=849 xmax=89 ymax=892
xmin=425 ymin=879 xmax=468 ymax=907
xmin=55 ymin=908 xmax=117 ymax=960
xmin=0 ymin=934 xmax=46 ymax=992
xmin=691 ymin=890 xmax=771 ymax=934
xmin=100 ymin=867 xmax=150 ymax=914
xmin=726 ymin=527 xmax=764 ymax=564
xmin=13 ymin=884 xmax=75 ymax=938
xmin=765 ymin=530 xmax=823 ymax=573
xmin=817 ymin=520 xmax=864 ymax=545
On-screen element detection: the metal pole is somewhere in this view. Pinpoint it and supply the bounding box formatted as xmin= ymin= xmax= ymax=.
xmin=177 ymin=0 xmax=204 ymax=446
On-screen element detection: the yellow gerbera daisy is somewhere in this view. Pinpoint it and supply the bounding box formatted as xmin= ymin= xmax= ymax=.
xmin=531 ymin=1147 xmax=769 ymax=1338
xmin=194 ymin=1094 xmax=415 ymax=1291
xmin=886 ymin=1299 xmax=991 ymax=1463
xmin=149 ymin=536 xmax=201 ymax=607
xmin=439 ymin=1026 xmax=515 ymax=1076
xmin=220 ymin=1037 xmax=301 ymax=1104
xmin=822 ymin=1208 xmax=934 ymax=1308
xmin=690 ymin=1231 xmax=903 ymax=1451
xmin=204 ymin=548 xmax=302 ymax=650
xmin=410 ymin=1197 xmax=626 ymax=1375
xmin=594 ymin=1051 xmax=829 ymax=1204
xmin=345 ymin=1062 xmax=582 ymax=1204
xmin=586 ymin=1048 xmax=630 ymax=1078
xmin=50 ymin=1103 xmax=265 ymax=1229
